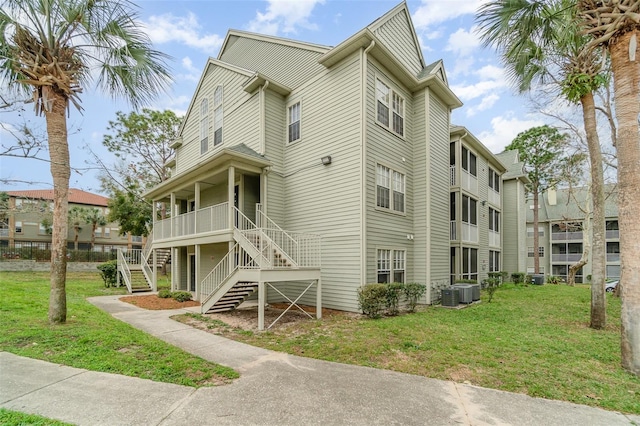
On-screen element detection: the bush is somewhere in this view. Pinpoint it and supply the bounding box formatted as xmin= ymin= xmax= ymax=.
xmin=455 ymin=279 xmax=478 ymax=284
xmin=158 ymin=289 xmax=172 ymax=299
xmin=511 ymin=272 xmax=526 ymax=284
xmin=97 ymin=260 xmax=119 ymax=287
xmin=547 ymin=275 xmax=564 ymax=285
xmin=385 ymin=283 xmax=404 ymax=316
xmin=484 ymin=277 xmax=501 ymax=303
xmin=500 ymin=271 xmax=509 ymax=283
xmin=403 ymin=282 xmax=426 ymax=313
xmin=172 ymin=291 xmax=193 ymax=302
xmin=357 ymin=284 xmax=387 ymax=319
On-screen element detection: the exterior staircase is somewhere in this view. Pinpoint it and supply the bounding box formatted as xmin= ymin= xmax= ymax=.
xmin=154 ymin=248 xmax=171 ymax=269
xmin=130 ymin=270 xmax=152 ymax=292
xmin=205 ymin=282 xmax=258 ymax=313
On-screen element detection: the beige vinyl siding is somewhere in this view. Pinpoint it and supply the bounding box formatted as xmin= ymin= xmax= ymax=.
xmin=281 ymin=52 xmax=362 ymax=312
xmin=199 ymin=243 xmax=229 ymax=285
xmin=370 ymin=9 xmax=422 ymax=75
xmin=502 ymin=181 xmax=521 ymax=274
xmin=220 ymin=36 xmax=326 ymax=89
xmin=242 ymin=175 xmax=260 ymax=222
xmin=176 ymin=65 xmax=259 ymax=175
xmin=412 ymin=89 xmax=428 ymax=286
xmin=475 ymin=149 xmax=490 ymax=284
xmin=365 ymin=60 xmax=414 ymax=285
xmin=427 ymin=92 xmax=450 ymax=291
xmin=200 ymin=184 xmax=228 ymax=208
xmin=263 ymin=91 xmax=286 ymax=225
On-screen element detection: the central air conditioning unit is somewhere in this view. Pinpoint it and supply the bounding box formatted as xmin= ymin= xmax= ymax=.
xmin=469 ymin=284 xmax=480 ymax=301
xmin=452 ymin=284 xmax=474 ymax=304
xmin=441 ymin=288 xmax=459 ymax=307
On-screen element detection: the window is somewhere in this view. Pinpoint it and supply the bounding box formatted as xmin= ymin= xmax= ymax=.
xmin=489 ymin=250 xmax=500 ymax=272
xmin=0 ymin=220 xmax=8 ymax=237
xmin=377 ymin=249 xmax=406 ymax=283
xmin=462 ymin=247 xmax=478 ymax=281
xmin=377 ymin=249 xmax=390 ymax=283
xmin=104 ymin=227 xmax=110 ymax=238
xmin=489 ymin=208 xmax=500 ymax=232
xmin=527 ymin=226 xmax=545 ymax=237
xmin=15 ymin=221 xmax=22 ymax=233
xmin=393 ymin=250 xmax=405 ymax=283
xmin=376 ymin=164 xmax=405 ymax=213
xmin=376 ymin=78 xmax=404 ymax=137
xmin=200 ymin=98 xmax=208 ymax=154
xmin=528 ymin=246 xmax=545 ymax=257
xmin=213 ymin=86 xmax=223 ymax=146
xmin=461 ymin=195 xmax=477 ymax=225
xmin=489 ymin=168 xmax=500 ymax=192
xmin=95 ymin=227 xmax=102 ymax=238
xmin=288 ymin=101 xmax=301 ymax=143
xmin=461 ymin=146 xmax=477 ymax=176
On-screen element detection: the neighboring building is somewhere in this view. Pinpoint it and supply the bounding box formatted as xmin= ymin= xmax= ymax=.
xmin=449 ymin=126 xmax=507 ymax=284
xmin=525 ymin=186 xmax=620 ymax=283
xmin=126 ymin=3 xmax=517 ymax=323
xmin=1 ymin=188 xmax=138 ymax=254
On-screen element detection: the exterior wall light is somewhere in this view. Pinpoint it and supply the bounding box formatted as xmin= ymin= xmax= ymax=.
xmin=321 ymin=156 xmax=332 ymax=165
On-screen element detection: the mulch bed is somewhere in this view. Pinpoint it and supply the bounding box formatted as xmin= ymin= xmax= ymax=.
xmin=120 ymin=294 xmax=200 ymax=310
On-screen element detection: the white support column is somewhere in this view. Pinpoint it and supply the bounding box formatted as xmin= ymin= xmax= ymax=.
xmin=152 ymin=249 xmax=157 ymax=291
xmin=170 ymin=192 xmax=176 ymax=238
xmin=316 ymin=277 xmax=322 ymax=319
xmin=171 ymin=247 xmax=178 ymax=291
xmin=152 ymin=201 xmax=157 ymax=237
xmin=228 ymin=166 xmax=235 ymax=230
xmin=258 ymin=281 xmax=265 ymax=331
xmin=194 ymin=182 xmax=201 ymax=232
xmin=195 ymin=245 xmax=201 ymax=300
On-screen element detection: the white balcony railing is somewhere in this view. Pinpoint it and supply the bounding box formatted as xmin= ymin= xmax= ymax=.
xmin=489 ymin=230 xmax=500 ymax=247
xmin=552 ymin=253 xmax=583 ymax=262
xmin=450 ymin=165 xmax=456 ymax=186
xmin=462 ymin=223 xmax=478 ymax=243
xmin=461 ymin=170 xmax=478 ymax=194
xmin=607 ymin=253 xmax=620 ymax=262
xmin=153 ymin=202 xmax=229 ymax=241
xmin=450 ymin=220 xmax=457 ymax=240
xmin=488 ymin=188 xmax=500 ymax=207
xmin=606 ymin=230 xmax=620 ymax=239
xmin=551 ymin=231 xmax=583 ymax=241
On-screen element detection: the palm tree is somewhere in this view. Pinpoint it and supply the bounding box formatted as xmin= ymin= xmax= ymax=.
xmin=83 ymin=208 xmax=107 ymax=250
xmin=0 ymin=0 xmax=171 ymax=324
xmin=477 ymin=0 xmax=609 ymax=329
xmin=68 ymin=206 xmax=86 ymax=251
xmin=578 ymin=0 xmax=640 ymax=376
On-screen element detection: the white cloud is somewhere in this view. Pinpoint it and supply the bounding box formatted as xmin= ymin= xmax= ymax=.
xmin=445 ymin=26 xmax=480 ymax=57
xmin=451 ymin=78 xmax=506 ymax=102
xmin=179 ymin=57 xmax=201 ymax=83
xmin=478 ymin=114 xmax=545 ymax=153
xmin=247 ymin=0 xmax=325 ymax=35
xmin=142 ymin=13 xmax=223 ymax=53
xmin=412 ymin=0 xmax=490 ymax=30
xmin=466 ymin=93 xmax=499 ymax=117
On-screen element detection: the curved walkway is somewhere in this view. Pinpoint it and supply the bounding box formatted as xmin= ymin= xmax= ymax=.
xmin=1 ymin=295 xmax=638 ymax=425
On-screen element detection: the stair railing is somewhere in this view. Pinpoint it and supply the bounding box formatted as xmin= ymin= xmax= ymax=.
xmin=117 ymin=249 xmax=133 ymax=293
xmin=255 ymin=204 xmax=298 ymax=267
xmin=200 ymin=243 xmax=259 ymax=306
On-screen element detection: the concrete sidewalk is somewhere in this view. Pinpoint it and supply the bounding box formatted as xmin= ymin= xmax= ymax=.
xmin=1 ymin=295 xmax=638 ymax=426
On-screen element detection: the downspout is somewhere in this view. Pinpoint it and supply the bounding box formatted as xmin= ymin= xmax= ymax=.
xmin=360 ymin=40 xmax=375 ymax=287
xmin=260 ymin=81 xmax=270 ymax=214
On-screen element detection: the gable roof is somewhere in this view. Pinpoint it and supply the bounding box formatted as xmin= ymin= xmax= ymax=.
xmin=451 ymin=125 xmax=506 ymax=172
xmin=496 ymin=150 xmax=530 ymax=183
xmin=418 ymin=60 xmax=449 ymax=85
xmin=527 ymin=185 xmax=619 ymax=222
xmin=6 ymin=189 xmax=109 ymax=207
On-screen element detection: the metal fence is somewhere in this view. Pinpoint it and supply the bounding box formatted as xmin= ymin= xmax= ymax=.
xmin=0 ymin=242 xmax=118 ymax=262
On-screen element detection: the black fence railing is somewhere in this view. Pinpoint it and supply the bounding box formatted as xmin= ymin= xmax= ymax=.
xmin=0 ymin=242 xmax=118 ymax=262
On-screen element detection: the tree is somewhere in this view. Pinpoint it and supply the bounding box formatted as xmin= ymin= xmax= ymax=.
xmin=505 ymin=125 xmax=568 ymax=275
xmin=107 ymin=187 xmax=153 ymax=238
xmin=477 ymin=0 xmax=609 ymax=329
xmin=68 ymin=207 xmax=86 ymax=251
xmin=0 ymin=0 xmax=171 ymax=323
xmin=83 ymin=208 xmax=107 ymax=249
xmin=578 ymin=0 xmax=640 ymax=375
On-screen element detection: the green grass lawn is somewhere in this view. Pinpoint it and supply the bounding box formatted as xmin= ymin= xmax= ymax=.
xmin=0 ymin=408 xmax=73 ymax=426
xmin=0 ymin=271 xmax=238 ymax=387
xmin=196 ymin=283 xmax=640 ymax=414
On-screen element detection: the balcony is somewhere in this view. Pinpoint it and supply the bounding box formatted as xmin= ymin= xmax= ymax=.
xmin=450 ymin=165 xmax=456 ymax=186
xmin=607 ymin=253 xmax=620 ymax=262
xmin=551 ymin=231 xmax=583 ymax=241
xmin=450 ymin=220 xmax=457 ymax=240
xmin=153 ymin=202 xmax=230 ymax=242
xmin=606 ymin=230 xmax=619 ymax=239
xmin=462 ymin=223 xmax=478 ymax=243
xmin=552 ymin=253 xmax=583 ymax=263
xmin=489 ymin=230 xmax=500 ymax=247
xmin=461 ymin=170 xmax=478 ymax=194
xmin=488 ymin=188 xmax=500 ymax=207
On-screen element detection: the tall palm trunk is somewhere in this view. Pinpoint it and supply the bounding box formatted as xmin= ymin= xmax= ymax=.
xmin=580 ymin=92 xmax=606 ymax=329
xmin=91 ymin=223 xmax=97 ymax=249
xmin=612 ymin=29 xmax=640 ymax=375
xmin=74 ymin=226 xmax=79 ymax=251
xmin=45 ymin=91 xmax=70 ymax=324
xmin=533 ymin=184 xmax=540 ymax=274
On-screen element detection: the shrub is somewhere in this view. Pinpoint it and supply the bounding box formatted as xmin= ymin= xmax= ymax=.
xmin=158 ymin=289 xmax=172 ymax=299
xmin=547 ymin=275 xmax=564 ymax=285
xmin=500 ymin=271 xmax=509 ymax=283
xmin=97 ymin=260 xmax=119 ymax=287
xmin=511 ymin=272 xmax=526 ymax=284
xmin=172 ymin=291 xmax=193 ymax=302
xmin=525 ymin=274 xmax=533 ymax=285
xmin=484 ymin=277 xmax=501 ymax=303
xmin=403 ymin=282 xmax=426 ymax=313
xmin=357 ymin=284 xmax=387 ymax=319
xmin=455 ymin=279 xmax=478 ymax=284
xmin=385 ymin=283 xmax=404 ymax=316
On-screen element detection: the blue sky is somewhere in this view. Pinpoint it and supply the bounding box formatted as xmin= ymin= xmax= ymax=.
xmin=0 ymin=0 xmax=548 ymax=194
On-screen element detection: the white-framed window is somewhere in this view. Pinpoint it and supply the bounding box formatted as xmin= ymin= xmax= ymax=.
xmin=461 ymin=195 xmax=477 ymax=225
xmin=288 ymin=101 xmax=301 ymax=143
xmin=200 ymin=98 xmax=208 ymax=154
xmin=489 ymin=167 xmax=500 ymax=192
xmin=489 ymin=208 xmax=500 ymax=232
xmin=213 ymin=85 xmax=223 ymax=146
xmin=462 ymin=247 xmax=478 ymax=281
xmin=104 ymin=227 xmax=110 ymax=238
xmin=377 ymin=249 xmax=391 ymax=283
xmin=461 ymin=146 xmax=477 ymax=177
xmin=528 ymin=246 xmax=545 ymax=257
xmin=376 ymin=164 xmax=405 ymax=213
xmin=376 ymin=77 xmax=404 ymax=137
xmin=489 ymin=250 xmax=500 ymax=272
xmin=15 ymin=221 xmax=22 ymax=233
xmin=377 ymin=249 xmax=406 ymax=283
xmin=38 ymin=223 xmax=47 ymax=234
xmin=393 ymin=250 xmax=406 ymax=283
xmin=527 ymin=226 xmax=545 ymax=237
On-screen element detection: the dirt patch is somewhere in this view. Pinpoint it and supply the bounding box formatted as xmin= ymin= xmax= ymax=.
xmin=120 ymin=294 xmax=200 ymax=310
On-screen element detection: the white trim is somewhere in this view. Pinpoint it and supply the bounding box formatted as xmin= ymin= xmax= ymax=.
xmin=375 ymin=162 xmax=406 ymax=215
xmin=374 ymin=73 xmax=405 ymax=139
xmin=286 ymin=99 xmax=302 ymax=145
xmin=213 ymin=85 xmax=224 ymax=147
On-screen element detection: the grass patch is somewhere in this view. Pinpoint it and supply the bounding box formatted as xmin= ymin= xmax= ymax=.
xmin=193 ymin=284 xmax=640 ymax=414
xmin=0 ymin=408 xmax=73 ymax=425
xmin=0 ymin=272 xmax=238 ymax=387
